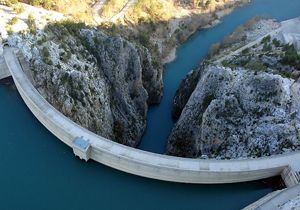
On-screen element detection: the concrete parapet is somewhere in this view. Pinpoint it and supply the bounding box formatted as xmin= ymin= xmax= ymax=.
xmin=0 ymin=56 xmax=11 ymax=80
xmin=281 ymin=166 xmax=300 ymax=187
xmin=242 ymin=190 xmax=283 ymax=210
xmin=243 ymin=183 xmax=300 ymax=210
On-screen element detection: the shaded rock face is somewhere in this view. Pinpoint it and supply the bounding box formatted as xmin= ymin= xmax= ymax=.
xmin=30 ymin=27 xmax=162 ymax=147
xmin=167 ymin=66 xmax=300 ymax=158
xmin=172 ymin=64 xmax=204 ymax=120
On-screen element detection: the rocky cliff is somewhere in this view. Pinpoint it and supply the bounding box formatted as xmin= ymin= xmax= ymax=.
xmin=167 ymin=18 xmax=300 ymax=158
xmin=30 ymin=24 xmax=162 ymax=147
xmin=2 ymin=8 xmax=163 ymax=147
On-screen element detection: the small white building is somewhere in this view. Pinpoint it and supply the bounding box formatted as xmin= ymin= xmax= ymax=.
xmin=72 ymin=137 xmax=91 ymax=161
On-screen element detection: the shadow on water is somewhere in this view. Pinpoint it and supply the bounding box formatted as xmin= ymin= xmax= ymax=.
xmin=0 ymin=0 xmax=300 ymax=209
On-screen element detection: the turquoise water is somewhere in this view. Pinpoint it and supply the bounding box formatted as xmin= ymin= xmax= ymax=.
xmin=0 ymin=0 xmax=299 ymax=209
xmin=139 ymin=0 xmax=300 ymax=153
xmin=0 ymin=85 xmax=271 ymax=210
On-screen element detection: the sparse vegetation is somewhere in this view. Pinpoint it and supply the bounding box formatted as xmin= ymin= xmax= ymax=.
xmin=41 ymin=47 xmax=53 ymax=65
xmin=26 ymin=14 xmax=36 ymax=34
xmin=26 ymin=0 xmax=93 ymax=22
xmin=262 ymin=43 xmax=272 ymax=52
xmin=272 ymin=38 xmax=281 ymax=47
xmin=0 ymin=0 xmax=18 ymax=6
xmin=8 ymin=17 xmax=18 ymax=25
xmin=281 ymin=44 xmax=300 ymax=69
xmin=101 ymin=0 xmax=128 ymax=19
xmin=138 ymin=31 xmax=150 ymax=47
xmin=261 ymin=35 xmax=271 ymax=44
xmin=12 ymin=4 xmax=25 ymax=14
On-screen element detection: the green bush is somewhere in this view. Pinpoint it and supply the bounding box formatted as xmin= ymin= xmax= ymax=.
xmin=242 ymin=48 xmax=250 ymax=55
xmin=1 ymin=0 xmax=18 ymax=6
xmin=261 ymin=35 xmax=271 ymax=44
xmin=12 ymin=5 xmax=24 ymax=14
xmin=8 ymin=17 xmax=18 ymax=25
xmin=41 ymin=47 xmax=52 ymax=65
xmin=281 ymin=44 xmax=300 ymax=69
xmin=28 ymin=0 xmax=54 ymax=10
xmin=28 ymin=13 xmax=34 ymax=22
xmin=138 ymin=31 xmax=150 ymax=47
xmin=272 ymin=38 xmax=281 ymax=47
xmin=262 ymin=43 xmax=272 ymax=52
xmin=29 ymin=24 xmax=37 ymax=34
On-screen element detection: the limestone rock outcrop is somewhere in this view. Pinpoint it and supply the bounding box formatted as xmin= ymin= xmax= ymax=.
xmin=167 ymin=66 xmax=300 ymax=158
xmin=25 ymin=25 xmax=162 ymax=147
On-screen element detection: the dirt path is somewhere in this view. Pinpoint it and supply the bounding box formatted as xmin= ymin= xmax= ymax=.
xmin=92 ymin=0 xmax=107 ymax=24
xmin=109 ymin=0 xmax=137 ymax=22
xmin=217 ymin=26 xmax=283 ymax=64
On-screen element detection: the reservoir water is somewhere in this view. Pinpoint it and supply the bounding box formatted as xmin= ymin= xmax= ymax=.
xmin=0 ymin=0 xmax=299 ymax=209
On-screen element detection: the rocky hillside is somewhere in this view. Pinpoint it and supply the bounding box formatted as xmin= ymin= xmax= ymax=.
xmin=0 ymin=4 xmax=162 ymax=147
xmin=167 ymin=18 xmax=300 ymax=158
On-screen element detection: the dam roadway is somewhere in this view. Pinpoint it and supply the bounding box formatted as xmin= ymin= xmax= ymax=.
xmin=2 ymin=46 xmax=300 ymax=184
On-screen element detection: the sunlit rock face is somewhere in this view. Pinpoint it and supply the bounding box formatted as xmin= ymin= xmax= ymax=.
xmin=167 ymin=66 xmax=300 ymax=158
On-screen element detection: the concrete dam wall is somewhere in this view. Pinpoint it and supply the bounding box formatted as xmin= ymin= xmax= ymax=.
xmin=3 ymin=47 xmax=300 ymax=184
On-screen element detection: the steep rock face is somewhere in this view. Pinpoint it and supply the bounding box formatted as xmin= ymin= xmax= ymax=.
xmin=138 ymin=46 xmax=163 ymax=105
xmin=167 ymin=66 xmax=300 ymax=158
xmin=26 ymin=26 xmax=162 ymax=147
xmin=172 ymin=64 xmax=204 ymax=119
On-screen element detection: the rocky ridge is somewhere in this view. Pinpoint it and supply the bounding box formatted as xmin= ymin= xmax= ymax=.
xmin=0 ymin=4 xmax=162 ymax=147
xmin=168 ymin=18 xmax=300 ymax=158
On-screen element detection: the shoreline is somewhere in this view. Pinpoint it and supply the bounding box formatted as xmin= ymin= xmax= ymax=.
xmin=162 ymin=0 xmax=251 ymax=64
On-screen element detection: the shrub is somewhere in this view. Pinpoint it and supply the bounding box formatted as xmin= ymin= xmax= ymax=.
xmin=12 ymin=5 xmax=25 ymax=14
xmin=8 ymin=17 xmax=18 ymax=25
xmin=42 ymin=47 xmax=50 ymax=56
xmin=26 ymin=13 xmax=37 ymax=34
xmin=242 ymin=48 xmax=250 ymax=55
xmin=262 ymin=43 xmax=272 ymax=52
xmin=281 ymin=44 xmax=300 ymax=69
xmin=41 ymin=47 xmax=52 ymax=65
xmin=272 ymin=38 xmax=281 ymax=47
xmin=28 ymin=13 xmax=34 ymax=22
xmin=29 ymin=23 xmax=37 ymax=34
xmin=1 ymin=0 xmax=18 ymax=6
xmin=138 ymin=31 xmax=150 ymax=47
xmin=261 ymin=35 xmax=271 ymax=44
xmin=28 ymin=0 xmax=54 ymax=10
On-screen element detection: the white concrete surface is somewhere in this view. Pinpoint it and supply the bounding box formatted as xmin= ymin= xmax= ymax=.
xmin=0 ymin=56 xmax=11 ymax=79
xmin=243 ymin=183 xmax=300 ymax=210
xmin=281 ymin=166 xmax=300 ymax=187
xmin=3 ymin=47 xmax=300 ymax=183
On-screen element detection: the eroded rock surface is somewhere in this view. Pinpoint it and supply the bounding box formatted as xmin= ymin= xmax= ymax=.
xmin=11 ymin=24 xmax=162 ymax=147
xmin=168 ymin=17 xmax=300 ymax=159
xmin=167 ymin=66 xmax=300 ymax=158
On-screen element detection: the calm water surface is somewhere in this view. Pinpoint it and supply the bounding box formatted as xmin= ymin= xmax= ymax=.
xmin=0 ymin=0 xmax=299 ymax=209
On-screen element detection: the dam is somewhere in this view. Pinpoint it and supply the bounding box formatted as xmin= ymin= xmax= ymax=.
xmin=1 ymin=0 xmax=300 ymax=208
xmin=1 ymin=46 xmax=300 ymax=185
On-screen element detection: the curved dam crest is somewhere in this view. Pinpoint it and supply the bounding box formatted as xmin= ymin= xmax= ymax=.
xmin=2 ymin=47 xmax=300 ymax=184
xmin=1 ymin=0 xmax=300 ymax=209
